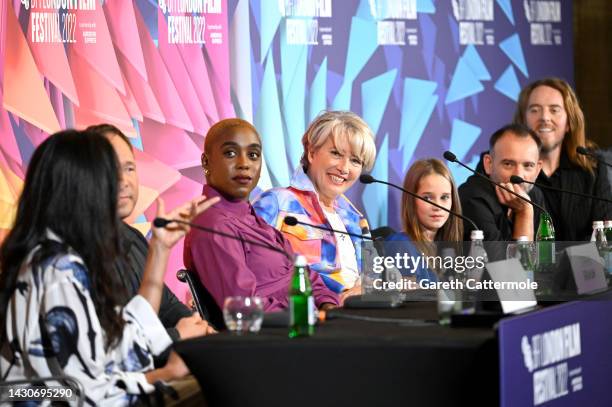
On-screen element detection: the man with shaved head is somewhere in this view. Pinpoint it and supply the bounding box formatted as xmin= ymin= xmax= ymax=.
xmin=459 ymin=124 xmax=547 ymax=242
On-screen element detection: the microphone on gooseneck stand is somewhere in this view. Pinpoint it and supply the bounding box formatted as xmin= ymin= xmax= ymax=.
xmin=153 ymin=217 xmax=293 ymax=260
xmin=359 ymin=173 xmax=480 ymax=232
xmin=283 ymin=216 xmax=374 ymax=241
xmin=284 ymin=215 xmax=384 ymax=276
xmin=359 ymin=173 xmax=481 ymax=306
xmin=443 ymin=151 xmax=551 ymax=217
xmin=509 ymin=175 xmax=612 ymax=204
xmin=576 ymin=146 xmax=612 ymax=168
xmin=285 ymin=216 xmax=396 ymax=289
xmin=283 ymin=217 xmax=400 ymax=309
xmin=156 ymin=217 xmax=299 ymax=327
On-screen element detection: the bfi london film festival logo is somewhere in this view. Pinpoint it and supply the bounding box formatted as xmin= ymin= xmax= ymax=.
xmin=452 ymin=0 xmax=495 ymax=45
xmin=280 ymin=0 xmax=333 ymax=45
xmin=521 ymin=323 xmax=583 ymax=405
xmin=524 ymin=0 xmax=563 ymax=45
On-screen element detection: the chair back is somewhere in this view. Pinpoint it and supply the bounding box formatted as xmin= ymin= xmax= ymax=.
xmin=176 ymin=269 xmax=226 ymax=330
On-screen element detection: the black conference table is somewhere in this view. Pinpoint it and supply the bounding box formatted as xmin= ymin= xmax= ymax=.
xmin=175 ymin=302 xmax=499 ymax=407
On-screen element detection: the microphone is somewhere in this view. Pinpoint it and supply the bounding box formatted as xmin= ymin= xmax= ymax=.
xmin=510 ymin=175 xmax=612 ymax=204
xmin=576 ymin=146 xmax=612 ymax=168
xmin=443 ymin=150 xmax=549 ymax=215
xmin=358 ymin=173 xmax=376 ymax=184
xmin=576 ymin=146 xmax=591 ymax=156
xmin=153 ymin=217 xmax=292 ymax=260
xmin=283 ymin=216 xmax=373 ymax=241
xmin=283 ymin=215 xmax=404 ymax=310
xmin=359 ymin=173 xmax=480 ymax=232
xmin=442 ymin=151 xmax=458 ymax=163
xmin=152 ymin=218 xmax=175 ymax=228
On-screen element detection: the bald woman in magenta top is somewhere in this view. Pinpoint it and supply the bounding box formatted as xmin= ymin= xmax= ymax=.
xmin=184 ymin=119 xmax=339 ymax=312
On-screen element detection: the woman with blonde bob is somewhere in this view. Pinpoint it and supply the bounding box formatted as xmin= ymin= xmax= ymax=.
xmin=387 ymin=159 xmax=463 ymax=281
xmin=254 ymin=111 xmax=377 ymax=302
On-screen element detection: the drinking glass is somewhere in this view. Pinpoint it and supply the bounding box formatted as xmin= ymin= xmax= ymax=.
xmin=223 ymin=296 xmax=264 ymax=334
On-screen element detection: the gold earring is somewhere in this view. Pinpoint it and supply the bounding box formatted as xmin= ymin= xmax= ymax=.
xmin=204 ymin=168 xmax=210 ymax=175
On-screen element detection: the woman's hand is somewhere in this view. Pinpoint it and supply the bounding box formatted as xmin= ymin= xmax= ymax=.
xmin=145 ymin=351 xmax=190 ymax=384
xmin=175 ymin=313 xmax=217 ymax=339
xmin=140 ymin=195 xmax=219 ymax=313
xmin=164 ymin=351 xmax=190 ymax=380
xmin=150 ymin=195 xmax=220 ymax=250
xmin=339 ymin=284 xmax=362 ymax=306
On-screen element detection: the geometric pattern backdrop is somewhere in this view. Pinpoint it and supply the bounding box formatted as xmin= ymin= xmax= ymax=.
xmin=0 ymin=0 xmax=573 ymax=299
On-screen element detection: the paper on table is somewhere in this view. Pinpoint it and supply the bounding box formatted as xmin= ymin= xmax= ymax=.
xmin=485 ymin=258 xmax=537 ymax=314
xmin=566 ymin=243 xmax=607 ymax=295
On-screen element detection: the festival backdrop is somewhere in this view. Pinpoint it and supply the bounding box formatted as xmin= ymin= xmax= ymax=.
xmin=0 ymin=0 xmax=573 ymax=299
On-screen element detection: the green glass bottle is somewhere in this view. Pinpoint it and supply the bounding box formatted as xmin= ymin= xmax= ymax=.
xmin=536 ymin=212 xmax=555 ymax=270
xmin=289 ymin=255 xmax=315 ymax=338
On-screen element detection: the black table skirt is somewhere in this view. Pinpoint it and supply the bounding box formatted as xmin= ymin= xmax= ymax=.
xmin=175 ymin=302 xmax=499 ymax=407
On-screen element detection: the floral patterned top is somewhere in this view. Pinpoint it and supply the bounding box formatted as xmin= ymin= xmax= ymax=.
xmin=0 ymin=231 xmax=172 ymax=406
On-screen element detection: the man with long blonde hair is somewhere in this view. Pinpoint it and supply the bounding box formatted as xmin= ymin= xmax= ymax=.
xmin=514 ymin=78 xmax=611 ymax=240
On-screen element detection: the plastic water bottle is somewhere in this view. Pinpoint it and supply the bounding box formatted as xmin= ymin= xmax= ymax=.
xmin=605 ymin=221 xmax=612 ymax=275
xmin=591 ymin=221 xmax=611 ymax=275
xmin=468 ymin=230 xmax=488 ymax=281
xmin=516 ymin=236 xmax=535 ymax=281
xmin=437 ymin=247 xmax=459 ymax=325
xmin=591 ymin=221 xmax=607 ymax=245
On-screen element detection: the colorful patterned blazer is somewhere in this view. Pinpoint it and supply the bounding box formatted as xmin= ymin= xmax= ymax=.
xmin=253 ymin=167 xmax=370 ymax=293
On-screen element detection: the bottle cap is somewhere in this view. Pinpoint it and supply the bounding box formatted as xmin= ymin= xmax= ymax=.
xmin=593 ymin=221 xmax=604 ymax=229
xmin=517 ymin=236 xmax=530 ymax=242
xmin=470 ymin=230 xmax=484 ymax=240
xmin=294 ymin=254 xmax=308 ymax=267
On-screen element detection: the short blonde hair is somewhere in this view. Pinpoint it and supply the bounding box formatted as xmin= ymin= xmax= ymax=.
xmin=300 ymin=111 xmax=377 ymax=171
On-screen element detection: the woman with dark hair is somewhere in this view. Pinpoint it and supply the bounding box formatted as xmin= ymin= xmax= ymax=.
xmin=0 ymin=130 xmax=218 ymax=405
xmin=387 ymin=159 xmax=464 ymax=281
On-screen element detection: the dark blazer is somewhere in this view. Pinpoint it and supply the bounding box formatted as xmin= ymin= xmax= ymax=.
xmin=473 ymin=151 xmax=611 ymax=241
xmin=534 ymin=152 xmax=611 ymax=241
xmin=117 ymin=222 xmax=192 ymax=341
xmin=459 ymin=173 xmax=547 ymax=242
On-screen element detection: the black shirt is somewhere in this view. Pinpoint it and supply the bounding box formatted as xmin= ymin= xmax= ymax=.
xmin=459 ymin=173 xmax=547 ymax=242
xmin=117 ymin=222 xmax=192 ymax=342
xmin=535 ymin=151 xmax=612 ymax=241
